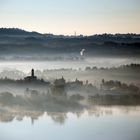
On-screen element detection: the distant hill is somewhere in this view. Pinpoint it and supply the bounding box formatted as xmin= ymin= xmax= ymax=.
xmin=0 ymin=28 xmax=42 ymax=36
xmin=0 ymin=28 xmax=140 ymax=41
xmin=0 ymin=28 xmax=140 ymax=60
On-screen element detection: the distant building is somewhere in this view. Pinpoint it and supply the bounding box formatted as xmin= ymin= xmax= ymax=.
xmin=54 ymin=77 xmax=66 ymax=87
xmin=67 ymin=78 xmax=83 ymax=89
xmin=24 ymin=69 xmax=37 ymax=82
xmin=52 ymin=77 xmax=66 ymax=96
xmin=69 ymin=78 xmax=83 ymax=86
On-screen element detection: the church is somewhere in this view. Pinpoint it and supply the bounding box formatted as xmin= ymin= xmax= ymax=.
xmin=24 ymin=69 xmax=37 ymax=82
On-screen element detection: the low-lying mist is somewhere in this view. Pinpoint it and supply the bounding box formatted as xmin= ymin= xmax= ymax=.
xmin=0 ymin=63 xmax=140 ymax=86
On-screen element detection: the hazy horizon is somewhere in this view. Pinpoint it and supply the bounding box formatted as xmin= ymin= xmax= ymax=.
xmin=1 ymin=27 xmax=140 ymax=36
xmin=0 ymin=0 xmax=140 ymax=35
xmin=0 ymin=1 xmax=140 ymax=140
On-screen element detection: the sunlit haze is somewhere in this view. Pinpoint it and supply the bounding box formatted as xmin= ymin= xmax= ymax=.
xmin=0 ymin=0 xmax=140 ymax=35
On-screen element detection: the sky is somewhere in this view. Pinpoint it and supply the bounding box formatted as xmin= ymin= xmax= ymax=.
xmin=0 ymin=0 xmax=140 ymax=35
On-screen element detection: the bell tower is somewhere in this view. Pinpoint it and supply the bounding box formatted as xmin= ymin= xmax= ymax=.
xmin=31 ymin=69 xmax=34 ymax=77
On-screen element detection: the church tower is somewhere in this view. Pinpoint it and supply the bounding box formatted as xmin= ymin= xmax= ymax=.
xmin=31 ymin=69 xmax=34 ymax=77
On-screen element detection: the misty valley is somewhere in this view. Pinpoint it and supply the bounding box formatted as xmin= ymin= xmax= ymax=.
xmin=0 ymin=64 xmax=140 ymax=140
xmin=0 ymin=28 xmax=140 ymax=140
xmin=0 ymin=62 xmax=140 ymax=120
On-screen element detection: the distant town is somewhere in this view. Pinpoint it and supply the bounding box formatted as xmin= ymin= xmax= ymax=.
xmin=0 ymin=68 xmax=139 ymax=104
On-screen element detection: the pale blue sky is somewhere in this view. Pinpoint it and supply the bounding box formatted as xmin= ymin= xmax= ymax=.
xmin=0 ymin=0 xmax=140 ymax=35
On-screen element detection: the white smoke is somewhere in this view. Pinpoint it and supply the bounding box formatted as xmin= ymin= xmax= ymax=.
xmin=80 ymin=49 xmax=85 ymax=56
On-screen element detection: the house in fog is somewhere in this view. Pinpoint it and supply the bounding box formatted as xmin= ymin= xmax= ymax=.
xmin=51 ymin=77 xmax=66 ymax=96
xmin=68 ymin=78 xmax=83 ymax=87
xmin=54 ymin=77 xmax=66 ymax=87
